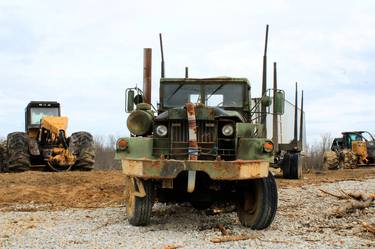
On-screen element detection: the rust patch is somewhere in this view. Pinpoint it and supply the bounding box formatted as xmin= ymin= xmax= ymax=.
xmin=186 ymin=102 xmax=198 ymax=160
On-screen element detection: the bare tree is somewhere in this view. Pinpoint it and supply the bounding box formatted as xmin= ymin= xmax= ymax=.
xmin=93 ymin=135 xmax=121 ymax=170
xmin=303 ymin=133 xmax=332 ymax=171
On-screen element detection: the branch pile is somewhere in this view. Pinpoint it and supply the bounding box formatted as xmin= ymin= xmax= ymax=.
xmin=319 ymin=188 xmax=374 ymax=217
xmin=319 ymin=188 xmax=375 ymax=235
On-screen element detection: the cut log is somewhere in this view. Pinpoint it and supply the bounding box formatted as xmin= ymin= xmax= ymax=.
xmin=333 ymin=200 xmax=372 ymax=217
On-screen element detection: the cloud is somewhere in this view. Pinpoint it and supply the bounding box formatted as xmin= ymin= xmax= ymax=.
xmin=0 ymin=0 xmax=375 ymax=145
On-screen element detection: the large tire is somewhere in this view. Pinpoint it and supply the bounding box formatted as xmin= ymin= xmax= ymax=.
xmin=282 ymin=153 xmax=302 ymax=179
xmin=236 ymin=172 xmax=278 ymax=229
xmin=339 ymin=149 xmax=357 ymax=169
xmin=323 ymin=151 xmax=339 ymax=170
xmin=0 ymin=141 xmax=7 ymax=172
xmin=6 ymin=132 xmax=30 ymax=172
xmin=69 ymin=132 xmax=95 ymax=171
xmin=127 ymin=178 xmax=154 ymax=226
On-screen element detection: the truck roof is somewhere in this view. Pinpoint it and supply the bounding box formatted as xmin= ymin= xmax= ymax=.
xmin=26 ymin=101 xmax=60 ymax=109
xmin=341 ymin=131 xmax=365 ymax=134
xmin=160 ymin=77 xmax=250 ymax=86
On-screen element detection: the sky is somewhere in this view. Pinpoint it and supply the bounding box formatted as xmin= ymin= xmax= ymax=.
xmin=0 ymin=0 xmax=374 ymax=145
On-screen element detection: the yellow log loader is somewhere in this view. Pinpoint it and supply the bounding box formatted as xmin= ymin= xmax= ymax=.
xmin=0 ymin=101 xmax=95 ymax=172
xmin=323 ymin=131 xmax=375 ymax=169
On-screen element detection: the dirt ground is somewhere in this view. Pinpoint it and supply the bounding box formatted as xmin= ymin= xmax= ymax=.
xmin=0 ymin=171 xmax=126 ymax=211
xmin=0 ymin=168 xmax=374 ymax=211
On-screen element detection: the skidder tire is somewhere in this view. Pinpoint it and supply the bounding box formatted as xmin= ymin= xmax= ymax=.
xmin=0 ymin=141 xmax=6 ymax=172
xmin=69 ymin=132 xmax=95 ymax=171
xmin=236 ymin=172 xmax=278 ymax=230
xmin=282 ymin=153 xmax=302 ymax=179
xmin=127 ymin=178 xmax=154 ymax=226
xmin=323 ymin=151 xmax=339 ymax=170
xmin=7 ymin=132 xmax=30 ymax=172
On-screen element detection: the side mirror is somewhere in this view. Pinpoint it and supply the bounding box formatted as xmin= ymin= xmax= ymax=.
xmin=125 ymin=89 xmax=135 ymax=113
xmin=274 ymin=90 xmax=285 ymax=115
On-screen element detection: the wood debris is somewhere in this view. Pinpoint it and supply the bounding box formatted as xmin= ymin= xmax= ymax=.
xmin=362 ymin=222 xmax=375 ymax=235
xmin=319 ymin=188 xmax=347 ymax=199
xmin=210 ymin=234 xmax=250 ymax=243
xmin=218 ymin=224 xmax=228 ymax=236
xmin=333 ymin=200 xmax=372 ymax=217
xmin=161 ymin=244 xmax=183 ymax=249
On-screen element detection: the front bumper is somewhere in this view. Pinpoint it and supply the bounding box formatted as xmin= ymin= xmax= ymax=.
xmin=121 ymin=158 xmax=269 ymax=180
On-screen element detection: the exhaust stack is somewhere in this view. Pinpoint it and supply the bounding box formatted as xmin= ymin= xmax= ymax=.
xmin=272 ymin=62 xmax=278 ymax=152
xmin=185 ymin=67 xmax=189 ymax=78
xmin=143 ymin=48 xmax=152 ymax=104
xmin=261 ymin=24 xmax=269 ymax=137
xmin=159 ymin=33 xmax=165 ymax=78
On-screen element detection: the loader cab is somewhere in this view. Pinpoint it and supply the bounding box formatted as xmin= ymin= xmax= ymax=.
xmin=25 ymin=101 xmax=61 ymax=133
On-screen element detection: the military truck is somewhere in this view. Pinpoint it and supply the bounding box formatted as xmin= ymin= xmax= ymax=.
xmin=324 ymin=131 xmax=375 ymax=169
xmin=115 ymin=27 xmax=304 ymax=229
xmin=0 ymin=101 xmax=95 ymax=172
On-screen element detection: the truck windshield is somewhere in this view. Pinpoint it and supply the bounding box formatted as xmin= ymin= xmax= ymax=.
xmin=30 ymin=107 xmax=59 ymax=125
xmin=163 ymin=83 xmax=243 ymax=108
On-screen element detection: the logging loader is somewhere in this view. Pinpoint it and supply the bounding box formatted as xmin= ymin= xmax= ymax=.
xmin=0 ymin=101 xmax=95 ymax=172
xmin=324 ymin=131 xmax=375 ymax=169
xmin=115 ymin=26 xmax=304 ymax=229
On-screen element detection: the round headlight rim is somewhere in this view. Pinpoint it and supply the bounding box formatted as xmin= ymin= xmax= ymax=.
xmin=222 ymin=124 xmax=234 ymax=136
xmin=156 ymin=124 xmax=168 ymax=137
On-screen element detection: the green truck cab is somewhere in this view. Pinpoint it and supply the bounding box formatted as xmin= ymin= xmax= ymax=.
xmin=116 ymin=29 xmax=303 ymax=229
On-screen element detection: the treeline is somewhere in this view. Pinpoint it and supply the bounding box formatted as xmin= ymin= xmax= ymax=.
xmin=302 ymin=133 xmax=332 ymax=172
xmin=92 ymin=135 xmax=121 ymax=170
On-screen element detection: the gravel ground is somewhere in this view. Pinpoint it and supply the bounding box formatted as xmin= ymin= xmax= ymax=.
xmin=1 ymin=178 xmax=374 ymax=249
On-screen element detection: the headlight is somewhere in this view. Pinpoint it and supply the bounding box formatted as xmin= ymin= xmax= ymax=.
xmin=156 ymin=125 xmax=168 ymax=137
xmin=222 ymin=124 xmax=234 ymax=136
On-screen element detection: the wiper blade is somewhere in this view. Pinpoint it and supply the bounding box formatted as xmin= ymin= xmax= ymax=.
xmin=207 ymin=84 xmax=224 ymax=100
xmin=167 ymin=83 xmax=184 ymax=101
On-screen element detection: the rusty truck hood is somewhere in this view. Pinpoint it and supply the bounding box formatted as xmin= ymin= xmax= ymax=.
xmin=155 ymin=106 xmax=245 ymax=122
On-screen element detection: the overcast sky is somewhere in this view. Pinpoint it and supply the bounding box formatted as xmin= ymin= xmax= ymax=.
xmin=0 ymin=0 xmax=374 ymax=144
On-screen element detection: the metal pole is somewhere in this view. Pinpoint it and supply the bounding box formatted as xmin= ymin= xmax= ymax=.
xmin=261 ymin=24 xmax=269 ymax=137
xmin=293 ymin=82 xmax=298 ymax=142
xmin=299 ymin=90 xmax=304 ymax=149
xmin=143 ymin=48 xmax=152 ymax=104
xmin=272 ymin=62 xmax=278 ymax=152
xmin=159 ymin=33 xmax=165 ymax=78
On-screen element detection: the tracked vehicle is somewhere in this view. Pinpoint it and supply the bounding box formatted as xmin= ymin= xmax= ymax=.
xmin=116 ymin=26 xmax=304 ymax=228
xmin=0 ymin=101 xmax=95 ymax=172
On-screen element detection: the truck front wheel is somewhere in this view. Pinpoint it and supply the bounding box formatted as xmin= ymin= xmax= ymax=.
xmin=236 ymin=172 xmax=278 ymax=229
xmin=127 ymin=178 xmax=154 ymax=226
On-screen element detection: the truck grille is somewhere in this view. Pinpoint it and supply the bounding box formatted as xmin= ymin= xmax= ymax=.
xmin=170 ymin=120 xmax=219 ymax=160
